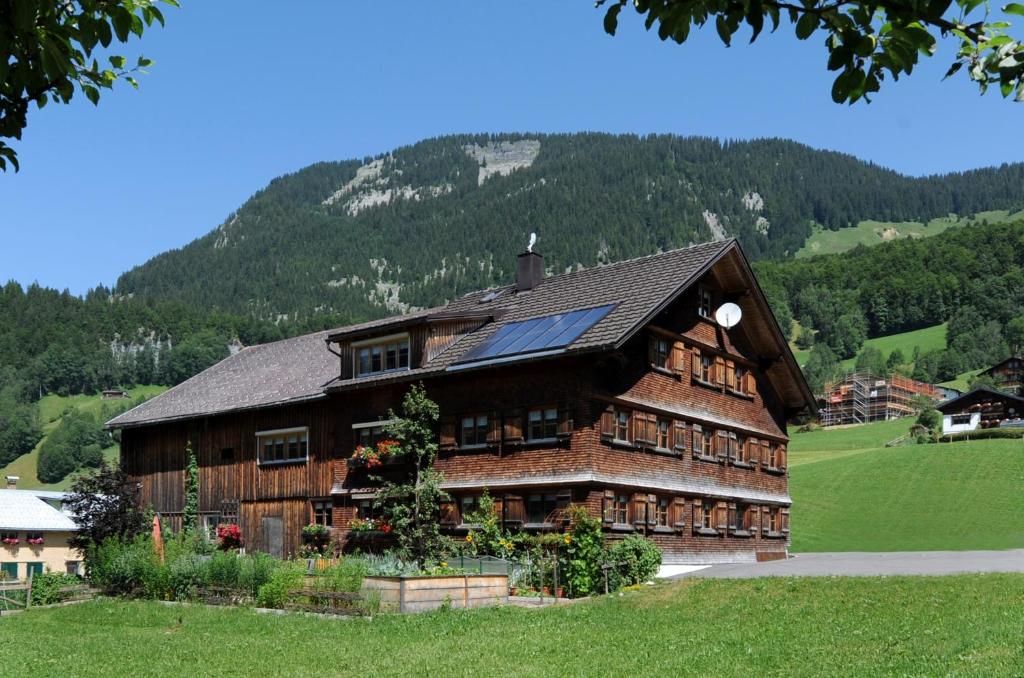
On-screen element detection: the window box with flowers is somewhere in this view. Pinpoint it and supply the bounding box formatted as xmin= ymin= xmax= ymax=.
xmin=1 ymin=532 xmax=19 ymax=547
xmin=347 ymin=517 xmax=393 ymax=539
xmin=348 ymin=439 xmax=405 ymax=469
xmin=26 ymin=532 xmax=45 ymax=547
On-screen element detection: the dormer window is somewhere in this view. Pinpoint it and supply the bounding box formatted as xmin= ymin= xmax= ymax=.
xmin=698 ymin=286 xmax=713 ymax=319
xmin=354 ymin=334 xmax=410 ymax=377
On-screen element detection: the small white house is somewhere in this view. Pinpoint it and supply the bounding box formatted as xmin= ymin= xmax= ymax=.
xmin=937 ymin=386 xmax=1024 ymax=435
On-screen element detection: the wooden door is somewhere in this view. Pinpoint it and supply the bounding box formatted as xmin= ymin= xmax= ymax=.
xmin=262 ymin=517 xmax=284 ymax=558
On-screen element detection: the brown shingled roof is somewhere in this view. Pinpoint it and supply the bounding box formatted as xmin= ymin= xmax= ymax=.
xmin=108 ymin=240 xmax=737 ymax=428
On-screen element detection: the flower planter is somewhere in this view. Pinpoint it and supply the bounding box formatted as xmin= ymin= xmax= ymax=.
xmin=362 ymin=574 xmax=509 ymax=613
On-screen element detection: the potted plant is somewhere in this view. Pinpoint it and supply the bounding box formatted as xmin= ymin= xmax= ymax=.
xmin=1 ymin=536 xmax=19 ymax=547
xmin=27 ymin=536 xmax=44 ymax=546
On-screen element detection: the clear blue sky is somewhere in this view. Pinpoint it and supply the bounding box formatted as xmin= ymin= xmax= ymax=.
xmin=1 ymin=1 xmax=1021 ymax=295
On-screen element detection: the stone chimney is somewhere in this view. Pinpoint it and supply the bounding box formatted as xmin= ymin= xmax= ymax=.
xmin=516 ymin=250 xmax=544 ymax=292
xmin=5 ymin=475 xmax=18 ymax=490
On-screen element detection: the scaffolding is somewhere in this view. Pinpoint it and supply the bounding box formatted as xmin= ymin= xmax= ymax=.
xmin=819 ymin=371 xmax=942 ymax=427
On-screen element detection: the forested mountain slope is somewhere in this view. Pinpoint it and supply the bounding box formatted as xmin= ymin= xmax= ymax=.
xmin=115 ymin=133 xmax=1024 ymax=325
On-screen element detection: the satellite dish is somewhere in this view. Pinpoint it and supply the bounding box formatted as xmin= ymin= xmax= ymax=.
xmin=715 ymin=302 xmax=742 ymax=329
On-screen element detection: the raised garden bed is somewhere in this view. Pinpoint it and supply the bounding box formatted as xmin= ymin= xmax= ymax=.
xmin=361 ymin=574 xmax=508 ymax=613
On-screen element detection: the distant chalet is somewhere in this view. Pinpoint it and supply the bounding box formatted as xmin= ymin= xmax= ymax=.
xmin=107 ymin=240 xmax=814 ymax=563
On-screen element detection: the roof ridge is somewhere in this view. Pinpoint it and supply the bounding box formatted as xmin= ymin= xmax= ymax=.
xmin=533 ymin=239 xmax=734 ymax=285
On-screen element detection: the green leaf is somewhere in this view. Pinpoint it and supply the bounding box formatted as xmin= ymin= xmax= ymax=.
xmin=1003 ymin=3 xmax=1024 ymax=15
xmin=109 ymin=56 xmax=126 ymax=69
xmin=603 ymin=3 xmax=622 ymax=35
xmin=795 ymin=12 xmax=817 ymax=40
xmin=943 ymin=60 xmax=965 ymax=79
xmin=716 ymin=15 xmax=733 ymax=46
xmin=83 ymin=85 xmax=100 ymax=106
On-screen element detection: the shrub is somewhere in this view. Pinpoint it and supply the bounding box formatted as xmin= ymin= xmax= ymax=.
xmin=207 ymin=550 xmax=242 ymax=589
xmin=30 ymin=572 xmax=81 ymax=606
xmin=255 ymin=561 xmax=305 ymax=608
xmin=359 ymin=551 xmax=418 ymax=577
xmin=167 ymin=553 xmax=209 ymax=600
xmin=607 ymin=535 xmax=662 ymax=587
xmin=316 ymin=558 xmax=368 ymax=593
xmin=938 ymin=428 xmax=1024 ymax=443
xmin=560 ymin=505 xmax=605 ymax=598
xmin=239 ymin=553 xmax=277 ymax=597
xmin=88 ymin=535 xmax=154 ymax=596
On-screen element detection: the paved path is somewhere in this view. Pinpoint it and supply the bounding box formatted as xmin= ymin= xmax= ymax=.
xmin=668 ymin=550 xmax=1024 ymax=579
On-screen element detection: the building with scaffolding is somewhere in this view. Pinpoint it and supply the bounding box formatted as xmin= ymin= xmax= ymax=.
xmin=819 ymin=371 xmax=943 ymax=426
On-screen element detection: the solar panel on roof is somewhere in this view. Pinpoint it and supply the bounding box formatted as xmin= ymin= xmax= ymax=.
xmin=456 ymin=304 xmax=615 ymax=364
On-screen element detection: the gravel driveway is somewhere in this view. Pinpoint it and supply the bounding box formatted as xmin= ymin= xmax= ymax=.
xmin=668 ymin=549 xmax=1024 ymax=578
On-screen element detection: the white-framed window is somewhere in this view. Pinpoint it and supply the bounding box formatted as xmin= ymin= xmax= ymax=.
xmin=698 ymin=286 xmax=713 ymax=319
xmin=950 ymin=413 xmax=971 ymax=425
xmin=460 ymin=414 xmax=489 ymax=448
xmin=354 ymin=333 xmax=410 ymax=377
xmin=353 ymin=419 xmax=394 ymax=449
xmin=202 ymin=515 xmax=220 ymax=540
xmin=257 ymin=427 xmax=309 ymax=464
xmin=614 ymin=410 xmax=631 ymax=443
xmin=527 ymin=407 xmax=558 ymax=442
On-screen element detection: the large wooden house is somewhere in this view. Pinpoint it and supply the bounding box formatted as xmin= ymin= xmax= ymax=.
xmin=108 ymin=240 xmax=814 ymax=564
xmin=983 ymin=356 xmax=1024 ymax=394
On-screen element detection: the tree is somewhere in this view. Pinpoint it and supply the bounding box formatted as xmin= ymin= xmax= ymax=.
xmin=1005 ymin=316 xmax=1024 ymax=356
xmin=967 ymin=372 xmax=997 ymax=390
xmin=599 ymin=0 xmax=1024 ymax=105
xmin=917 ymin=406 xmax=941 ymax=431
xmin=65 ymin=460 xmax=148 ymax=557
xmin=0 ymin=0 xmax=177 ymax=171
xmin=803 ymin=342 xmax=841 ymax=393
xmin=854 ymin=345 xmax=886 ymax=375
xmin=375 ymin=383 xmax=450 ymax=568
xmin=886 ymin=348 xmax=906 ymax=371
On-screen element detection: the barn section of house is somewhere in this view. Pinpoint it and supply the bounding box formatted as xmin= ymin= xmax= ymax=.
xmin=108 ymin=239 xmax=815 ymax=564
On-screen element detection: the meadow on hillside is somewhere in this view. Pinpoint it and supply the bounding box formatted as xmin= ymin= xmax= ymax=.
xmin=788 ymin=420 xmax=1024 ymax=552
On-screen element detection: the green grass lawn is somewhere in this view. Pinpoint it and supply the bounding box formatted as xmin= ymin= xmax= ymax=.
xmin=939 ymin=368 xmax=986 ymax=393
xmin=795 ymin=209 xmax=1024 ymax=259
xmin=2 ymin=577 xmax=1023 ymax=676
xmin=788 ymin=418 xmax=1024 ymax=552
xmin=0 ymin=385 xmax=166 ymax=490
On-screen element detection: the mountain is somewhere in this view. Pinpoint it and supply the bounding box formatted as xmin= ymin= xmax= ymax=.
xmin=114 ymin=133 xmax=1024 ymax=326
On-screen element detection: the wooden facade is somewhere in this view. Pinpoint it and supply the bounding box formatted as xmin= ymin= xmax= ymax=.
xmin=118 ymin=242 xmax=811 ymax=563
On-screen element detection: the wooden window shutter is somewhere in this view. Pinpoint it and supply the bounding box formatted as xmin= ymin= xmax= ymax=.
xmin=439 ymin=500 xmax=458 ymax=526
xmin=486 ymin=412 xmax=502 ymax=447
xmin=503 ymin=408 xmax=524 ymax=445
xmin=647 ymin=335 xmax=657 ymax=365
xmin=745 ymin=440 xmax=761 ymax=467
xmin=602 ymin=490 xmax=615 ymax=524
xmin=714 ymin=356 xmax=727 ymax=386
xmin=646 ymin=494 xmax=657 ymax=526
xmin=439 ymin=417 xmax=457 ymax=451
xmin=716 ymin=430 xmax=728 ymax=461
xmin=781 ymin=508 xmax=791 ymax=533
xmin=715 ymin=501 xmax=729 ymax=531
xmin=749 ymin=505 xmax=760 ymax=536
xmin=725 ymin=360 xmax=735 ymax=390
xmin=557 ymin=403 xmax=574 ymax=439
xmin=691 ymin=347 xmax=701 ymax=378
xmin=503 ymin=495 xmax=525 ymax=524
xmin=691 ymin=423 xmax=703 ymax=457
xmin=745 ymin=370 xmax=757 ymax=396
xmin=672 ymin=497 xmax=687 ymax=531
xmin=631 ymin=493 xmax=648 ymax=527
xmin=671 ymin=341 xmax=686 ymax=376
xmin=673 ymin=421 xmax=687 ymax=453
xmin=761 ymin=440 xmax=771 ymax=466
xmin=599 ymin=405 xmax=615 ymax=441
xmin=632 ymin=412 xmax=645 ymax=446
xmin=779 ymin=445 xmax=788 ymax=471
xmin=761 ymin=506 xmax=770 ymax=535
